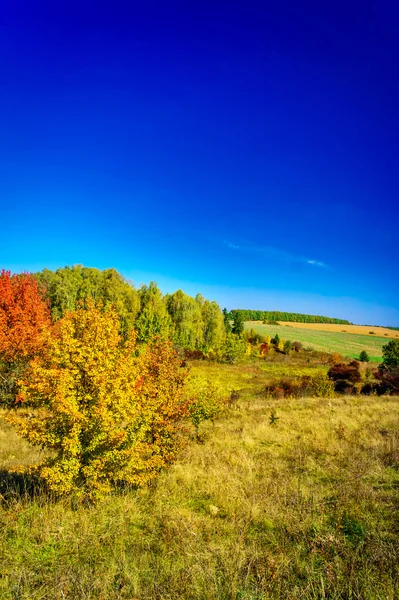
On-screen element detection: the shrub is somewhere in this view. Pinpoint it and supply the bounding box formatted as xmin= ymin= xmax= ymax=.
xmin=381 ymin=339 xmax=399 ymax=368
xmin=359 ymin=350 xmax=370 ymax=362
xmin=292 ymin=341 xmax=303 ymax=352
xmin=375 ymin=367 xmax=399 ymax=395
xmin=283 ymin=340 xmax=292 ymax=354
xmin=222 ymin=333 xmax=246 ymax=364
xmin=264 ymin=374 xmax=334 ymax=399
xmin=6 ymin=305 xmax=190 ymax=498
xmin=183 ymin=349 xmax=207 ymax=361
xmin=187 ymin=380 xmax=225 ymax=438
xmin=327 ymin=361 xmax=361 ymax=383
xmin=330 ymin=352 xmax=343 ymax=364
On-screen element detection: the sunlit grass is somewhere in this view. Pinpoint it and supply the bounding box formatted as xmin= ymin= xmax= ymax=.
xmin=1 ymin=369 xmax=399 ymax=599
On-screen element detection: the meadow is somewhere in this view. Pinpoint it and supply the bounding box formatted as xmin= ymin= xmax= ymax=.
xmin=278 ymin=322 xmax=399 ymax=339
xmin=1 ymin=356 xmax=399 ymax=599
xmin=246 ymin=322 xmax=390 ymax=362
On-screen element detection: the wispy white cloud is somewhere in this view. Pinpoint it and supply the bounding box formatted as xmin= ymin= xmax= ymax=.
xmin=223 ymin=239 xmax=328 ymax=268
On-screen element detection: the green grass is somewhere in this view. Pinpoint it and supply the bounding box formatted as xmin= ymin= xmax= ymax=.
xmin=1 ymin=358 xmax=399 ymax=598
xmin=246 ymin=322 xmax=387 ymax=362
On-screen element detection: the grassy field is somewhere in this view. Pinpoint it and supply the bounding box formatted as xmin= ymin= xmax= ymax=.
xmin=1 ymin=357 xmax=399 ymax=599
xmin=278 ymin=322 xmax=399 ymax=338
xmin=246 ymin=322 xmax=389 ymax=362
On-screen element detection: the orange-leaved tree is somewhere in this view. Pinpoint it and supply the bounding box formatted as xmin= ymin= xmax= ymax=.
xmin=7 ymin=303 xmax=189 ymax=497
xmin=0 ymin=270 xmax=52 ymax=405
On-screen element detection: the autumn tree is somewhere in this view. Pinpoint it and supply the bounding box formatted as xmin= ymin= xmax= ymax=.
xmin=0 ymin=270 xmax=52 ymax=405
xmin=167 ymin=290 xmax=204 ymax=349
xmin=231 ymin=311 xmax=244 ymax=336
xmin=36 ymin=265 xmax=140 ymax=336
xmin=201 ymin=299 xmax=226 ymax=351
xmin=135 ymin=282 xmax=172 ymax=343
xmin=7 ymin=304 xmax=189 ymax=497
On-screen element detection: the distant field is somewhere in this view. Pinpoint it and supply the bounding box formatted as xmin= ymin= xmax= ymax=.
xmin=245 ymin=322 xmax=390 ymax=361
xmin=278 ymin=321 xmax=399 ymax=338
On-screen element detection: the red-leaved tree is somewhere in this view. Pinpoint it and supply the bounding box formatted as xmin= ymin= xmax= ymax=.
xmin=0 ymin=270 xmax=52 ymax=404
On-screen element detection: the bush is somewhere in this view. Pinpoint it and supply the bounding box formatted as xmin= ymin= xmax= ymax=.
xmin=222 ymin=333 xmax=246 ymax=364
xmin=6 ymin=305 xmax=190 ymax=498
xmin=359 ymin=350 xmax=370 ymax=362
xmin=263 ymin=374 xmax=334 ymax=399
xmin=330 ymin=352 xmax=343 ymax=364
xmin=283 ymin=340 xmax=292 ymax=354
xmin=375 ymin=367 xmax=399 ymax=395
xmin=183 ymin=349 xmax=207 ymax=361
xmin=292 ymin=341 xmax=303 ymax=352
xmin=327 ymin=361 xmax=361 ymax=384
xmin=327 ymin=361 xmax=361 ymax=394
xmin=187 ymin=380 xmax=225 ymax=438
xmin=381 ymin=339 xmax=399 ymax=368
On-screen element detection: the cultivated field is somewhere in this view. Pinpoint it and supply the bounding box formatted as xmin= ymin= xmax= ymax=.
xmin=278 ymin=322 xmax=399 ymax=338
xmin=246 ymin=322 xmax=390 ymax=362
xmin=1 ymin=357 xmax=399 ymax=599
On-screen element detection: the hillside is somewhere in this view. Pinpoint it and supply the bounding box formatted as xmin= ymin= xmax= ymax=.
xmin=245 ymin=322 xmax=391 ymax=362
xmin=278 ymin=322 xmax=399 ymax=339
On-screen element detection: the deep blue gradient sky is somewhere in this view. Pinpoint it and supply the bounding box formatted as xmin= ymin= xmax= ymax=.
xmin=1 ymin=1 xmax=398 ymax=324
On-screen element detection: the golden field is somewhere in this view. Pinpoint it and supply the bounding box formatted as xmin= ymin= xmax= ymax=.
xmin=278 ymin=322 xmax=399 ymax=338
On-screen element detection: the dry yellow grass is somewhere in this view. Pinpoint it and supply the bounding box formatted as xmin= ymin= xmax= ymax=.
xmin=278 ymin=322 xmax=399 ymax=338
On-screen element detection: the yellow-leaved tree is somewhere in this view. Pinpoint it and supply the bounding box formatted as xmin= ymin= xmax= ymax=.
xmin=6 ymin=303 xmax=189 ymax=497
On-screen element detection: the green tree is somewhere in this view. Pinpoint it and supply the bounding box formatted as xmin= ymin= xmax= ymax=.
xmin=135 ymin=282 xmax=171 ymax=343
xmin=231 ymin=312 xmax=244 ymax=336
xmin=222 ymin=333 xmax=246 ymax=363
xmin=201 ymin=300 xmax=226 ymax=351
xmin=359 ymin=350 xmax=370 ymax=362
xmin=36 ymin=265 xmax=140 ymax=336
xmin=284 ymin=340 xmax=292 ymax=354
xmin=381 ymin=339 xmax=399 ymax=368
xmin=222 ymin=308 xmax=232 ymax=333
xmin=167 ymin=290 xmax=204 ymax=349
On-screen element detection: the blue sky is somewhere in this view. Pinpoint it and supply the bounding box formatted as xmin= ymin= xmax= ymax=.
xmin=1 ymin=0 xmax=398 ymax=325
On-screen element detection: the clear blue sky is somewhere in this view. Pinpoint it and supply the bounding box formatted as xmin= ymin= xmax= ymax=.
xmin=1 ymin=1 xmax=398 ymax=325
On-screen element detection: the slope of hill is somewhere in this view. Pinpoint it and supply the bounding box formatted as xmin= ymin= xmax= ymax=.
xmin=245 ymin=322 xmax=391 ymax=361
xmin=278 ymin=322 xmax=399 ymax=339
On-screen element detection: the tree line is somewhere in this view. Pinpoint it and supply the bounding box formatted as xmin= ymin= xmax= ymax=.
xmin=230 ymin=309 xmax=352 ymax=325
xmin=35 ymin=265 xmax=227 ymax=351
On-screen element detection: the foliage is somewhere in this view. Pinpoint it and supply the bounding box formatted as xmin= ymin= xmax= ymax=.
xmin=283 ymin=339 xmax=292 ymax=353
xmin=271 ymin=333 xmax=280 ymax=345
xmin=232 ymin=308 xmax=352 ymax=324
xmin=167 ymin=290 xmax=204 ymax=349
xmin=201 ymin=299 xmax=226 ymax=351
xmin=135 ymin=281 xmax=172 ymax=343
xmin=231 ymin=311 xmax=244 ymax=336
xmin=222 ymin=308 xmax=231 ymax=333
xmin=359 ymin=350 xmax=370 ymax=362
xmin=0 ymin=270 xmax=52 ymax=362
xmin=36 ymin=265 xmax=140 ymax=336
xmin=327 ymin=361 xmax=361 ymax=383
xmin=264 ymin=373 xmax=334 ymax=399
xmin=327 ymin=361 xmax=361 ymax=394
xmin=243 ymin=328 xmax=262 ymax=345
xmin=381 ymin=339 xmax=399 ymax=368
xmin=5 ymin=304 xmax=189 ymax=497
xmin=186 ymin=379 xmax=225 ymax=437
xmin=0 ymin=270 xmax=52 ymax=407
xmin=222 ymin=333 xmax=246 ymax=364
